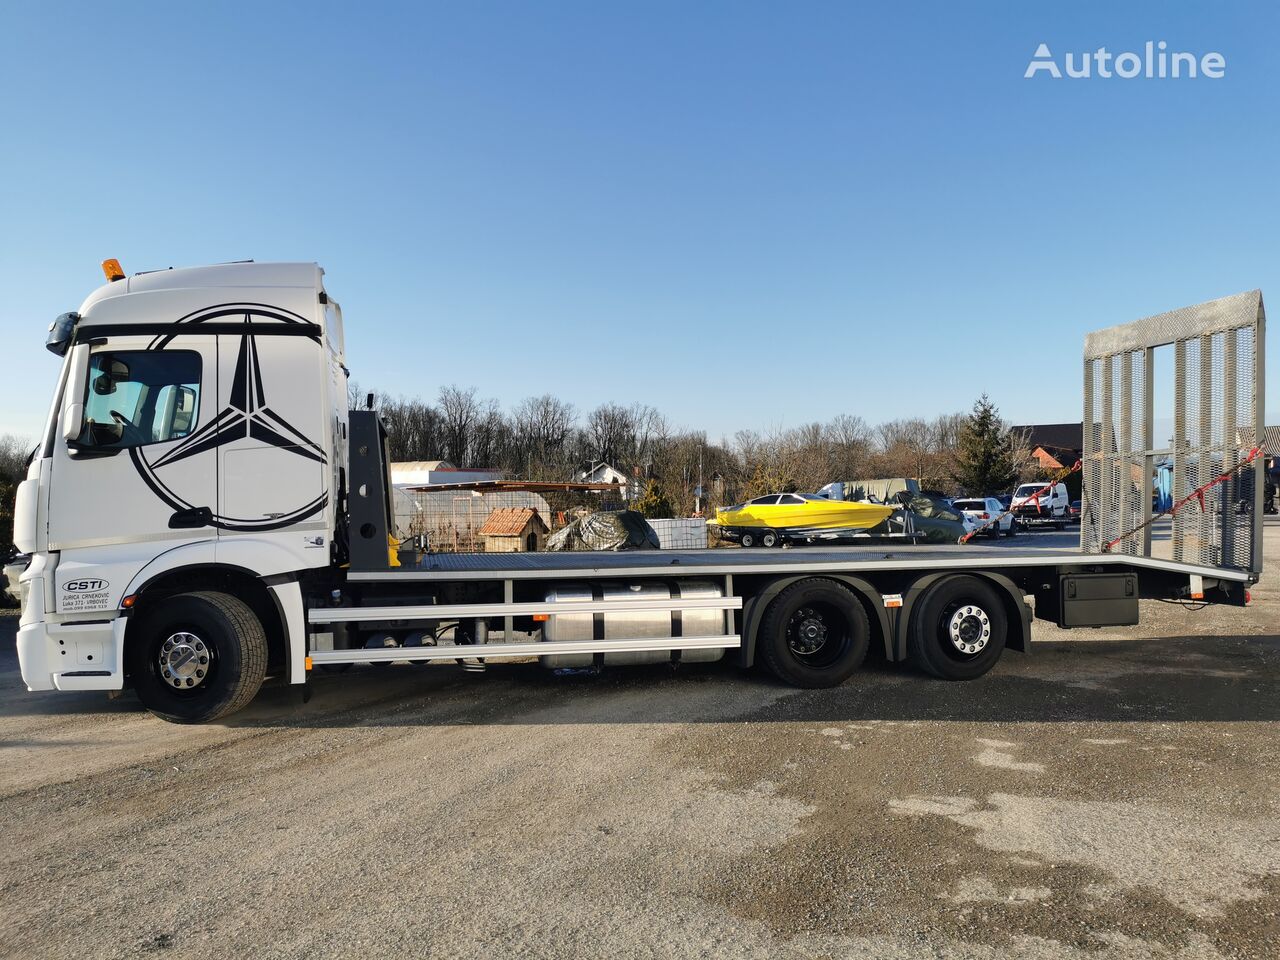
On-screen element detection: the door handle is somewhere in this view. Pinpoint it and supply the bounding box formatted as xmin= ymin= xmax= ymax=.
xmin=169 ymin=506 xmax=214 ymax=529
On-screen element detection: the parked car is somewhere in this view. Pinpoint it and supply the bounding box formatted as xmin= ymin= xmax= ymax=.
xmin=951 ymin=497 xmax=1016 ymax=538
xmin=1010 ymin=481 xmax=1071 ymax=530
xmin=1069 ymin=500 xmax=1082 ymax=523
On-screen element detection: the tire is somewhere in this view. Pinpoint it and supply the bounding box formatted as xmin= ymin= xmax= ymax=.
xmin=1005 ymin=519 xmax=1016 ymax=538
xmin=404 ymin=630 xmax=435 ymax=666
xmin=760 ymin=529 xmax=780 ymax=548
xmin=365 ymin=632 xmax=397 ymax=669
xmin=757 ymin=579 xmax=870 ymax=688
xmin=908 ymin=575 xmax=1007 ymax=681
xmin=127 ymin=591 xmax=268 ymax=723
xmin=740 ymin=531 xmax=756 ymax=548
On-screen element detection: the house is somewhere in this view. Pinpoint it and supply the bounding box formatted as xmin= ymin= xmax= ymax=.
xmin=577 ymin=461 xmax=629 ymax=499
xmin=390 ymin=460 xmax=505 ymax=487
xmin=479 ymin=507 xmax=549 ymax=553
xmin=1012 ymin=423 xmax=1083 ymax=471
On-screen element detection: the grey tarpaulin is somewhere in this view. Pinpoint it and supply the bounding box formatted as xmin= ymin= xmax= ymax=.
xmin=545 ymin=511 xmax=661 ymax=552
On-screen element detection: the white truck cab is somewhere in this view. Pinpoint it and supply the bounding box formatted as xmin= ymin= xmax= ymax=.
xmin=12 ymin=262 xmax=348 ymax=715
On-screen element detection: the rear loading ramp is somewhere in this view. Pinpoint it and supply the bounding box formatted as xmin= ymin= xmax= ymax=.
xmin=1083 ymin=290 xmax=1265 ymax=575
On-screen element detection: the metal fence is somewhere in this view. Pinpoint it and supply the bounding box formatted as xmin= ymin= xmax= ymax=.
xmin=1082 ymin=290 xmax=1265 ymax=573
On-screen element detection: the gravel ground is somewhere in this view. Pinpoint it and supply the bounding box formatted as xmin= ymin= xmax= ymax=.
xmin=1 ymin=521 xmax=1277 ymax=959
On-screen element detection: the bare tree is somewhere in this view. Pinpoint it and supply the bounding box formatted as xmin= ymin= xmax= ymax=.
xmin=377 ymin=395 xmax=445 ymax=462
xmin=824 ymin=413 xmax=873 ymax=480
xmin=437 ymin=385 xmax=483 ymax=465
xmin=1 ymin=432 xmax=36 ymax=561
xmin=0 ymin=433 xmax=36 ymax=483
xmin=586 ymin=402 xmax=634 ymax=466
xmin=512 ymin=394 xmax=576 ymax=473
xmin=466 ymin=399 xmax=509 ymax=468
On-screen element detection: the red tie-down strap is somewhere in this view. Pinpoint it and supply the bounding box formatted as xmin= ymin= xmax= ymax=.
xmin=959 ymin=460 xmax=1082 ymax=544
xmin=1102 ymin=447 xmax=1263 ymax=552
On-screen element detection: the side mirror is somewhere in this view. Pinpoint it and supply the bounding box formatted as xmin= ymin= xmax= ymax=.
xmin=46 ymin=312 xmax=79 ymax=357
xmin=61 ymin=344 xmax=90 ymax=441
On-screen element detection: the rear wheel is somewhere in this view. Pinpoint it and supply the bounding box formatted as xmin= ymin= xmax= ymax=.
xmin=908 ymin=576 xmax=1006 ymax=680
xmin=757 ymin=579 xmax=870 ymax=687
xmin=760 ymin=529 xmax=781 ymax=548
xmin=364 ymin=632 xmax=398 ymax=669
xmin=740 ymin=531 xmax=757 ymax=548
xmin=127 ymin=591 xmax=267 ymax=723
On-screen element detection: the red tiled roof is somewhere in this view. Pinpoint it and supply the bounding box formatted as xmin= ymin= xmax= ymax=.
xmin=479 ymin=507 xmax=547 ymax=537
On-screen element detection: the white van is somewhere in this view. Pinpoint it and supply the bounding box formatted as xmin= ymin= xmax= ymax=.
xmin=1010 ymin=481 xmax=1070 ymax=529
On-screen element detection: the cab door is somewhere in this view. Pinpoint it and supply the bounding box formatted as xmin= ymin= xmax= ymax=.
xmin=46 ymin=335 xmax=218 ymax=610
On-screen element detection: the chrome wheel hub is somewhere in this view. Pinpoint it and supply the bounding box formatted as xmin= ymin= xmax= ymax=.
xmin=159 ymin=632 xmax=211 ymax=690
xmin=947 ymin=606 xmax=991 ymax=655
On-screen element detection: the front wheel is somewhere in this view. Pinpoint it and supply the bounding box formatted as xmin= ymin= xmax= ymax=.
xmin=757 ymin=579 xmax=870 ymax=687
xmin=760 ymin=529 xmax=781 ymax=548
xmin=908 ymin=576 xmax=1007 ymax=680
xmin=127 ymin=591 xmax=268 ymax=723
xmin=740 ymin=531 xmax=757 ymax=548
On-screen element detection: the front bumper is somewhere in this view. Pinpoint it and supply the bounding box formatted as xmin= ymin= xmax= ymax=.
xmin=15 ymin=555 xmax=125 ymax=692
xmin=18 ymin=619 xmax=125 ymax=692
xmin=1012 ymin=508 xmax=1062 ymax=525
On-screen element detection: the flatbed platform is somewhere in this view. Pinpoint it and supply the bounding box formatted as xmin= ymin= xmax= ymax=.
xmin=346 ymin=545 xmax=1253 ymax=583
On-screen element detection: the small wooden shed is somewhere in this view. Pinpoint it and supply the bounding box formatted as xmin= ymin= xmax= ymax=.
xmin=480 ymin=507 xmax=549 ymax=553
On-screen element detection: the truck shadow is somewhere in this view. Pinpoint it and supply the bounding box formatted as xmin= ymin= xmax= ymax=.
xmin=236 ymin=633 xmax=1280 ymax=727
xmin=2 ymin=632 xmax=1276 ymax=727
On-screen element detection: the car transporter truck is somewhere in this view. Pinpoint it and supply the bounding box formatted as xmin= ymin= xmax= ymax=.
xmin=7 ymin=262 xmax=1266 ymax=722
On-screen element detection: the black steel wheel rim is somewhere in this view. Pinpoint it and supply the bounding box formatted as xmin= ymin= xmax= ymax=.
xmin=785 ymin=602 xmax=850 ymax=668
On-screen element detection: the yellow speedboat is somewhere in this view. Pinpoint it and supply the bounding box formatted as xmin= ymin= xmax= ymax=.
xmin=713 ymin=493 xmax=894 ymax=546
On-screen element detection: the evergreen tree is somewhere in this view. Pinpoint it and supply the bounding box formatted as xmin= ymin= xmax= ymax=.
xmin=632 ymin=478 xmax=673 ymax=519
xmin=952 ymin=395 xmax=1019 ymax=495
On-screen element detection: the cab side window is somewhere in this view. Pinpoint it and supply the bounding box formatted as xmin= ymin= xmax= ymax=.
xmin=79 ymin=351 xmax=201 ymax=449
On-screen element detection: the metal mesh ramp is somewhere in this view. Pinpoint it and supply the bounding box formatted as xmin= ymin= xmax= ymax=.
xmin=1082 ymin=291 xmax=1265 ymax=574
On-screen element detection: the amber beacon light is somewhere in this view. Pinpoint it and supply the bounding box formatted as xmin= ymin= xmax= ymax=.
xmin=101 ymin=258 xmax=125 ymax=282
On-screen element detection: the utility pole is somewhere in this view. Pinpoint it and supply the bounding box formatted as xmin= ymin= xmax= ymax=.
xmin=696 ymin=446 xmax=704 ymax=516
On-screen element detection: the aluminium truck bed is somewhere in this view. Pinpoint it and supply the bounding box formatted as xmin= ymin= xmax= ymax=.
xmin=346 ymin=544 xmax=1253 ymax=585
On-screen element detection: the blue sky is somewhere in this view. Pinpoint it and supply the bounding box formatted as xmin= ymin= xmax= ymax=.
xmin=1 ymin=1 xmax=1276 ymax=447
